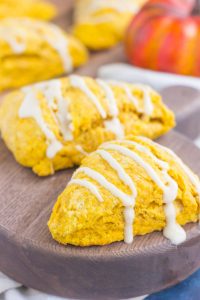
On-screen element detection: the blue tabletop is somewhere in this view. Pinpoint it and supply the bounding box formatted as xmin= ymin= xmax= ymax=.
xmin=146 ymin=269 xmax=200 ymax=300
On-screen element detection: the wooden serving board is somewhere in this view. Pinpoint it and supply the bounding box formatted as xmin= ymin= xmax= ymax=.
xmin=1 ymin=1 xmax=200 ymax=300
xmin=0 ymin=131 xmax=200 ymax=300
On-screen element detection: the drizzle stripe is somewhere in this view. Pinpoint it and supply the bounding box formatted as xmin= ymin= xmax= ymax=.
xmin=96 ymin=149 xmax=137 ymax=197
xmin=70 ymin=75 xmax=106 ymax=118
xmin=0 ymin=19 xmax=72 ymax=72
xmin=139 ymin=137 xmax=200 ymax=197
xmin=96 ymin=79 xmax=118 ymax=116
xmin=109 ymin=81 xmax=153 ymax=115
xmin=19 ymin=88 xmax=62 ymax=158
xmin=102 ymin=143 xmax=186 ymax=245
xmin=109 ymin=81 xmax=140 ymax=111
xmin=69 ymin=179 xmax=103 ymax=202
xmin=74 ymin=167 xmax=133 ymax=207
xmin=88 ymin=0 xmax=142 ymax=13
xmin=36 ymin=80 xmax=73 ymax=141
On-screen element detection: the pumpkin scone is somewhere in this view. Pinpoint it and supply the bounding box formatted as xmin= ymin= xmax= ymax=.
xmin=0 ymin=75 xmax=175 ymax=176
xmin=0 ymin=18 xmax=88 ymax=91
xmin=73 ymin=0 xmax=147 ymax=50
xmin=0 ymin=0 xmax=56 ymax=20
xmin=48 ymin=136 xmax=200 ymax=246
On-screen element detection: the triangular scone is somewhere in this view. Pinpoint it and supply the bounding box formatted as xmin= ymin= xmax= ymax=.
xmin=48 ymin=136 xmax=200 ymax=246
xmin=73 ymin=0 xmax=147 ymax=49
xmin=0 ymin=0 xmax=56 ymax=20
xmin=0 ymin=18 xmax=88 ymax=91
xmin=0 ymin=76 xmax=175 ymax=176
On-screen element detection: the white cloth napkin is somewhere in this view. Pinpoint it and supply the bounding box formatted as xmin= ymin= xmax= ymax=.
xmin=0 ymin=272 xmax=63 ymax=300
xmin=0 ymin=272 xmax=147 ymax=300
xmin=97 ymin=63 xmax=200 ymax=91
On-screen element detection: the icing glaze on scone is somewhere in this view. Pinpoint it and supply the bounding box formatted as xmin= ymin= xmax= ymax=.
xmin=19 ymin=86 xmax=63 ymax=159
xmin=0 ymin=76 xmax=175 ymax=176
xmin=76 ymin=0 xmax=146 ymax=19
xmin=0 ymin=18 xmax=88 ymax=91
xmin=69 ymin=75 xmax=107 ymax=118
xmin=70 ymin=76 xmax=125 ymax=138
xmin=19 ymin=80 xmax=73 ymax=158
xmin=75 ymin=145 xmax=89 ymax=156
xmin=72 ymin=141 xmax=186 ymax=245
xmin=140 ymin=137 xmax=200 ymax=202
xmin=0 ymin=18 xmax=72 ymax=72
xmin=73 ymin=0 xmax=147 ymax=49
xmin=48 ymin=137 xmax=200 ymax=246
xmin=109 ymin=81 xmax=153 ymax=115
xmin=19 ymin=76 xmax=156 ymax=158
xmin=87 ymin=0 xmax=144 ymax=13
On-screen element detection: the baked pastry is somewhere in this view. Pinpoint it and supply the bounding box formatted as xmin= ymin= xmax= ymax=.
xmin=0 ymin=18 xmax=88 ymax=91
xmin=0 ymin=75 xmax=175 ymax=176
xmin=48 ymin=136 xmax=200 ymax=246
xmin=73 ymin=0 xmax=147 ymax=50
xmin=0 ymin=0 xmax=56 ymax=20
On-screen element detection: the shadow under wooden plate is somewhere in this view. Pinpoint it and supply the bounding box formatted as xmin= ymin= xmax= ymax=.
xmin=0 ymin=131 xmax=200 ymax=300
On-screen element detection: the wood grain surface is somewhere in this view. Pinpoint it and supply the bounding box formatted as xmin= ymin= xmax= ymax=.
xmin=1 ymin=1 xmax=200 ymax=300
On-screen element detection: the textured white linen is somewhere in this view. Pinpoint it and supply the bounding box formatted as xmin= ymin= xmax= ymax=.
xmin=98 ymin=63 xmax=200 ymax=91
xmin=0 ymin=272 xmax=147 ymax=300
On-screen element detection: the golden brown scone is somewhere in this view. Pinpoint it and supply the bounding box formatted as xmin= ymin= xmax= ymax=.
xmin=0 ymin=18 xmax=88 ymax=91
xmin=73 ymin=0 xmax=147 ymax=50
xmin=0 ymin=0 xmax=56 ymax=20
xmin=48 ymin=136 xmax=200 ymax=246
xmin=0 ymin=76 xmax=175 ymax=176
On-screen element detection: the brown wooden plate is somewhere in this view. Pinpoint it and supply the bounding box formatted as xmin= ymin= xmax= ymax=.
xmin=0 ymin=131 xmax=200 ymax=300
xmin=1 ymin=1 xmax=200 ymax=299
xmin=161 ymin=86 xmax=200 ymax=141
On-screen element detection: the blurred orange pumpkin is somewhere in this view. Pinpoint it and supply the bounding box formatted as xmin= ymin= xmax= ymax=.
xmin=124 ymin=0 xmax=200 ymax=76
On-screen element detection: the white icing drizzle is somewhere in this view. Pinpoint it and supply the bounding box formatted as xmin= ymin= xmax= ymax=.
xmin=0 ymin=19 xmax=72 ymax=72
xmin=96 ymin=79 xmax=124 ymax=138
xmin=104 ymin=118 xmax=124 ymax=139
xmin=73 ymin=165 xmax=136 ymax=241
xmin=96 ymin=79 xmax=118 ymax=117
xmin=109 ymin=81 xmax=141 ymax=112
xmin=103 ymin=143 xmax=186 ymax=245
xmin=75 ymin=145 xmax=89 ymax=156
xmin=87 ymin=0 xmax=143 ymax=13
xmin=109 ymin=81 xmax=153 ymax=116
xmin=35 ymin=80 xmax=73 ymax=141
xmin=70 ymin=75 xmax=124 ymax=138
xmin=96 ymin=149 xmax=137 ymax=243
xmin=103 ymin=144 xmax=176 ymax=194
xmin=69 ymin=179 xmax=103 ymax=202
xmin=163 ymin=151 xmax=200 ymax=197
xmin=0 ymin=26 xmax=26 ymax=53
xmin=74 ymin=167 xmax=133 ymax=206
xmin=96 ymin=149 xmax=137 ymax=198
xmin=71 ymin=139 xmax=188 ymax=245
xmin=68 ymin=76 xmax=154 ymax=139
xmin=139 ymin=137 xmax=200 ymax=199
xmin=134 ymin=84 xmax=154 ymax=116
xmin=69 ymin=75 xmax=106 ymax=118
xmin=19 ymin=88 xmax=62 ymax=159
xmin=116 ymin=140 xmax=168 ymax=169
xmin=19 ymin=79 xmax=75 ymax=158
xmin=39 ymin=22 xmax=72 ymax=72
